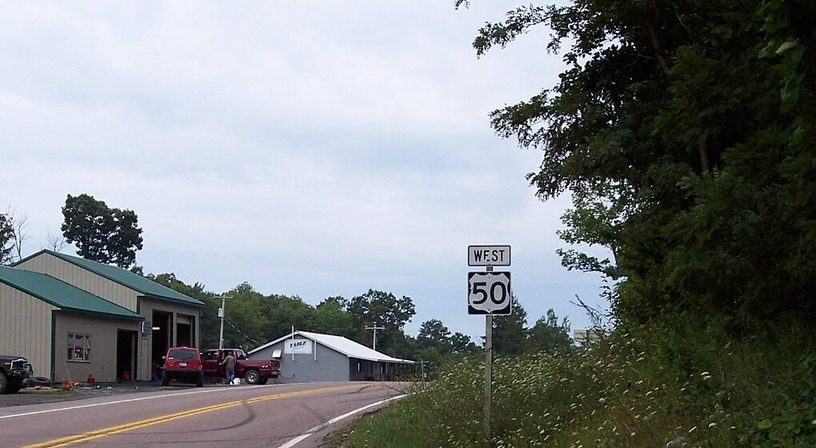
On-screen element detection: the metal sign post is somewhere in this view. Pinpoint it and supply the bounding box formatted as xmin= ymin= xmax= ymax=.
xmin=467 ymin=245 xmax=511 ymax=446
xmin=484 ymin=302 xmax=493 ymax=444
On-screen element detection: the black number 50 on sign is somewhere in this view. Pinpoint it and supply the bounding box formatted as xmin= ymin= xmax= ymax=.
xmin=468 ymin=271 xmax=512 ymax=315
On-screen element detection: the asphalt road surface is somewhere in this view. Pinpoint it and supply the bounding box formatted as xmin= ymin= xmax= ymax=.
xmin=0 ymin=382 xmax=408 ymax=448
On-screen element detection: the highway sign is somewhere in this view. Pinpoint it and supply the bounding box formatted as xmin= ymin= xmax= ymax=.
xmin=467 ymin=271 xmax=512 ymax=315
xmin=468 ymin=245 xmax=511 ymax=266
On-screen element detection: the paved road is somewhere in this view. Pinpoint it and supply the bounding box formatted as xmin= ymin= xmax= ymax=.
xmin=0 ymin=382 xmax=407 ymax=448
xmin=0 ymin=383 xmax=166 ymax=407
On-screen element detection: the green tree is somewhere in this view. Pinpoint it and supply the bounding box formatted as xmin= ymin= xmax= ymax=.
xmin=449 ymin=332 xmax=476 ymax=354
xmin=217 ymin=283 xmax=269 ymax=349
xmin=467 ymin=1 xmax=816 ymax=328
xmin=526 ymin=308 xmax=572 ymax=354
xmin=148 ymin=272 xmax=206 ymax=298
xmin=261 ymin=294 xmax=315 ymax=341
xmin=61 ymin=194 xmax=144 ymax=268
xmin=416 ymin=320 xmax=475 ymax=355
xmin=346 ymin=289 xmax=416 ymax=353
xmin=417 ymin=319 xmax=452 ymax=353
xmin=416 ymin=346 xmax=444 ymax=379
xmin=387 ymin=331 xmax=418 ymax=361
xmin=310 ymin=296 xmax=354 ymax=336
xmin=493 ymin=300 xmax=527 ymax=356
xmin=2 ymin=208 xmax=29 ymax=262
xmin=199 ymin=296 xmax=222 ymax=350
xmin=0 ymin=214 xmax=13 ymax=265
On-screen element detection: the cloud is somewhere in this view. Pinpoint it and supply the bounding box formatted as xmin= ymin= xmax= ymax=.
xmin=1 ymin=1 xmax=609 ymax=342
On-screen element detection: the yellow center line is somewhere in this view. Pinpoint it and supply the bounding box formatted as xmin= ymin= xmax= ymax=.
xmin=24 ymin=384 xmax=362 ymax=448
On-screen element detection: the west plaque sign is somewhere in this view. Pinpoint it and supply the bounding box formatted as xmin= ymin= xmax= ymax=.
xmin=468 ymin=245 xmax=511 ymax=267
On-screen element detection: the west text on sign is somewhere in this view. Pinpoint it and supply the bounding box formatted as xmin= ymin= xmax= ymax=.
xmin=468 ymin=245 xmax=511 ymax=266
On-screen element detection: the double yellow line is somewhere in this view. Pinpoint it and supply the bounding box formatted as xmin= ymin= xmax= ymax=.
xmin=25 ymin=385 xmax=359 ymax=448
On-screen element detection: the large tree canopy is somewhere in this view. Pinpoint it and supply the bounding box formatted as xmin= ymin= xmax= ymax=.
xmin=311 ymin=297 xmax=355 ymax=336
xmin=493 ymin=300 xmax=528 ymax=356
xmin=61 ymin=194 xmax=144 ymax=268
xmin=346 ymin=289 xmax=416 ymax=354
xmin=470 ymin=0 xmax=816 ymax=328
xmin=527 ymin=308 xmax=572 ymax=353
xmin=418 ymin=319 xmax=453 ymax=353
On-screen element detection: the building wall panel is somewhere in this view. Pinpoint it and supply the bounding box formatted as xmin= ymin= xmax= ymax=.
xmin=0 ymin=283 xmax=55 ymax=378
xmin=137 ymin=297 xmax=201 ymax=381
xmin=17 ymin=253 xmax=138 ymax=311
xmin=250 ymin=340 xmax=350 ymax=383
xmin=53 ymin=312 xmax=137 ymax=383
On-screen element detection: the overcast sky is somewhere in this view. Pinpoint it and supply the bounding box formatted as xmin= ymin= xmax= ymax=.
xmin=1 ymin=1 xmax=609 ymax=343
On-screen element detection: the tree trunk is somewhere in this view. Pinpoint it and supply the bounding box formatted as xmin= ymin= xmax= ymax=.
xmin=699 ymin=141 xmax=711 ymax=174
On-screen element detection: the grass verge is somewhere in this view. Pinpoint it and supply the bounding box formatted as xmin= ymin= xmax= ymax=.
xmin=331 ymin=317 xmax=816 ymax=447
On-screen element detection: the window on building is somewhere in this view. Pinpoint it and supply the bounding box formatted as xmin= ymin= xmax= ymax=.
xmin=68 ymin=332 xmax=91 ymax=362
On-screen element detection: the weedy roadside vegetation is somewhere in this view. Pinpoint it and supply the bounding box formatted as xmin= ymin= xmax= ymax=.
xmin=332 ymin=316 xmax=816 ymax=447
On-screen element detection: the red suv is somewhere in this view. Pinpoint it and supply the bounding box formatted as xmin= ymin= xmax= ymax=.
xmin=161 ymin=347 xmax=203 ymax=387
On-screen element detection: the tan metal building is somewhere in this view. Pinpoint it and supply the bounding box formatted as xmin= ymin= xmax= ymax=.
xmin=0 ymin=265 xmax=143 ymax=382
xmin=9 ymin=250 xmax=204 ymax=382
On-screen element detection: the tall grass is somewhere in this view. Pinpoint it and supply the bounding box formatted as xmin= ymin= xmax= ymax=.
xmin=334 ymin=318 xmax=816 ymax=447
xmin=332 ymin=403 xmax=435 ymax=448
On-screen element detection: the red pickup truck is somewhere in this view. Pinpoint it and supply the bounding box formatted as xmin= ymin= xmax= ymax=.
xmin=201 ymin=348 xmax=279 ymax=384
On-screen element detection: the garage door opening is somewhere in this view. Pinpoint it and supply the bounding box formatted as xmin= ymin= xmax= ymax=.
xmin=117 ymin=330 xmax=137 ymax=382
xmin=151 ymin=310 xmax=172 ymax=379
xmin=176 ymin=314 xmax=195 ymax=347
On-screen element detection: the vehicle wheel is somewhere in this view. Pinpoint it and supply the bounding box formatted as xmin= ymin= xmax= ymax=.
xmin=244 ymin=369 xmax=260 ymax=384
xmin=258 ymin=377 xmax=269 ymax=385
xmin=160 ymin=371 xmax=169 ymax=387
xmin=196 ymin=372 xmax=204 ymax=387
xmin=0 ymin=372 xmax=8 ymax=394
xmin=5 ymin=382 xmax=22 ymax=394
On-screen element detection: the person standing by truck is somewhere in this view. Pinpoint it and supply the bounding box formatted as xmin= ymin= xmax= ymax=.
xmin=200 ymin=348 xmax=279 ymax=384
xmin=220 ymin=351 xmax=237 ymax=385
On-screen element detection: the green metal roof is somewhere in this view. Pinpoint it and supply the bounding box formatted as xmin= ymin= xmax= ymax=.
xmin=16 ymin=250 xmax=204 ymax=307
xmin=0 ymin=265 xmax=143 ymax=320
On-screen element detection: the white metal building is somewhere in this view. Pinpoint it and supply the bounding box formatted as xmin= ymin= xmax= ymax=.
xmin=248 ymin=331 xmax=414 ymax=383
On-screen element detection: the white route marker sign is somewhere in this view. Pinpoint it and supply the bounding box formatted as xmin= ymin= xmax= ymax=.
xmin=467 ymin=271 xmax=512 ymax=315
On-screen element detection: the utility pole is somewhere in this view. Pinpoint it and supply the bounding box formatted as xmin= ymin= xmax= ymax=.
xmin=217 ymin=296 xmax=232 ymax=350
xmin=365 ymin=324 xmax=385 ymax=350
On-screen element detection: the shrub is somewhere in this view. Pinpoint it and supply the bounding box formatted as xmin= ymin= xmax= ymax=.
xmin=338 ymin=316 xmax=816 ymax=447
